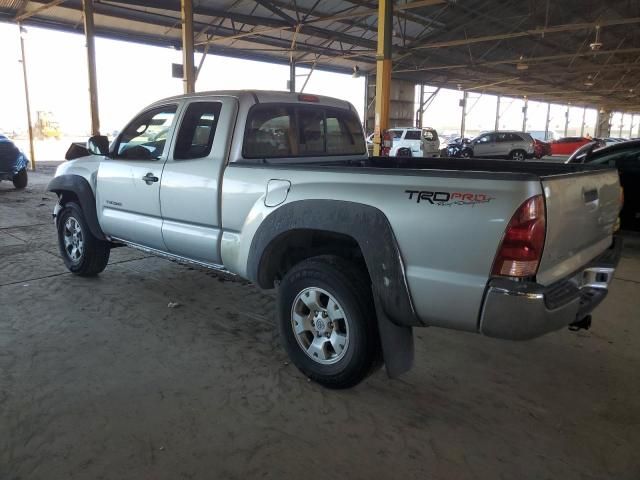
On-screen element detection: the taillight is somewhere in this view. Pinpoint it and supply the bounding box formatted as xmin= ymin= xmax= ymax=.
xmin=492 ymin=195 xmax=546 ymax=278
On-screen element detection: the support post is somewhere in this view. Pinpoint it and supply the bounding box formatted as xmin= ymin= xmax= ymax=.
xmin=564 ymin=105 xmax=570 ymax=137
xmin=18 ymin=25 xmax=36 ymax=171
xmin=619 ymin=113 xmax=624 ymax=137
xmin=630 ymin=114 xmax=634 ymax=138
xmin=580 ymin=107 xmax=586 ymax=136
xmin=495 ymin=95 xmax=501 ymax=131
xmin=373 ymin=0 xmax=392 ymax=156
xmin=595 ymin=108 xmax=611 ymax=138
xmin=522 ymin=97 xmax=528 ymax=132
xmin=181 ymin=0 xmax=195 ymax=94
xmin=544 ymin=103 xmax=551 ymax=141
xmin=416 ymin=84 xmax=424 ymax=128
xmin=460 ymin=91 xmax=468 ymax=138
xmin=288 ymin=60 xmax=296 ymax=93
xmin=82 ymin=0 xmax=100 ymax=136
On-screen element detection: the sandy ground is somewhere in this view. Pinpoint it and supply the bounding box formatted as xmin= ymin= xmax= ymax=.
xmin=1 ymin=166 xmax=639 ymax=480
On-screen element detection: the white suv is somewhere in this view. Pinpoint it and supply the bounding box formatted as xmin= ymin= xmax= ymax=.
xmin=388 ymin=127 xmax=440 ymax=157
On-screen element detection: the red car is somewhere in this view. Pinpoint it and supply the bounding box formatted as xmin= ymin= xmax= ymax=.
xmin=550 ymin=137 xmax=593 ymax=155
xmin=533 ymin=139 xmax=552 ymax=158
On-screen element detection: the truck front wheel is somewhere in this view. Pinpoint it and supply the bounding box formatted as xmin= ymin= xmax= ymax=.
xmin=277 ymin=255 xmax=381 ymax=389
xmin=57 ymin=202 xmax=110 ymax=276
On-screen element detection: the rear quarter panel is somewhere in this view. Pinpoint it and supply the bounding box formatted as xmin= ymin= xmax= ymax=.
xmin=221 ymin=165 xmax=541 ymax=332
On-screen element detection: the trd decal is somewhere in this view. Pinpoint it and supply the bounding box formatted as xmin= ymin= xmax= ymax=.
xmin=405 ymin=190 xmax=494 ymax=206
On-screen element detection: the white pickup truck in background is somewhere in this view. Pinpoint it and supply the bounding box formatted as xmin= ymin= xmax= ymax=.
xmin=49 ymin=91 xmax=622 ymax=388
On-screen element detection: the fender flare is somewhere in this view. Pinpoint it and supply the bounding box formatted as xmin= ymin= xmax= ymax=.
xmin=247 ymin=200 xmax=421 ymax=328
xmin=47 ymin=174 xmax=106 ymax=241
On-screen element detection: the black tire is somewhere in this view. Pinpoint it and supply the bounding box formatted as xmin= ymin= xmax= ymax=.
xmin=461 ymin=149 xmax=472 ymax=158
xmin=278 ymin=255 xmax=381 ymax=389
xmin=12 ymin=168 xmax=27 ymax=189
xmin=57 ymin=202 xmax=110 ymax=276
xmin=510 ymin=149 xmax=526 ymax=161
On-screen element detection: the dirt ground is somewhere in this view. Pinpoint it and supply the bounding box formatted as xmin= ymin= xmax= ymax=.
xmin=1 ymin=164 xmax=639 ymax=480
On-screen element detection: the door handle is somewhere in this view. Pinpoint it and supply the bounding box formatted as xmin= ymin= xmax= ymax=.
xmin=142 ymin=172 xmax=159 ymax=185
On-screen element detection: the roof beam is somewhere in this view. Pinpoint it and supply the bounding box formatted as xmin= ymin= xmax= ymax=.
xmin=14 ymin=0 xmax=68 ymax=21
xmin=395 ymin=47 xmax=640 ymax=72
xmin=414 ymin=17 xmax=640 ymax=50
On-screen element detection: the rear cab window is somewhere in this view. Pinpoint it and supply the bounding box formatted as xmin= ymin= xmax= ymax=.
xmin=243 ymin=104 xmax=365 ymax=159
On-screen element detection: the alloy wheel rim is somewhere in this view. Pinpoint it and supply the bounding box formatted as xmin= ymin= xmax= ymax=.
xmin=63 ymin=217 xmax=84 ymax=263
xmin=291 ymin=287 xmax=350 ymax=365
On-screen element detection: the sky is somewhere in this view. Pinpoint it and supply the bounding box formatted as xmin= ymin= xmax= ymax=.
xmin=1 ymin=21 xmax=637 ymax=140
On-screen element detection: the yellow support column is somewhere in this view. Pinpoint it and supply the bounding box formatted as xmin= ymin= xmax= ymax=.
xmin=82 ymin=0 xmax=100 ymax=136
xmin=373 ymin=0 xmax=392 ymax=156
xmin=181 ymin=0 xmax=195 ymax=94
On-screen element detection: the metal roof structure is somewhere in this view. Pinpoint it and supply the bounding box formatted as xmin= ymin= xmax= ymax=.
xmin=2 ymin=0 xmax=640 ymax=111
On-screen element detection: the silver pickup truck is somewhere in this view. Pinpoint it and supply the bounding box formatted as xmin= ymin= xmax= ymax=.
xmin=48 ymin=90 xmax=622 ymax=388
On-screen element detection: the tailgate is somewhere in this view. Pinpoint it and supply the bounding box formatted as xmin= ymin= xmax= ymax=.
xmin=537 ymin=168 xmax=620 ymax=285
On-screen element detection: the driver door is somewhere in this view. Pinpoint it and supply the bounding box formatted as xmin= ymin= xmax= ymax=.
xmin=96 ymin=103 xmax=180 ymax=251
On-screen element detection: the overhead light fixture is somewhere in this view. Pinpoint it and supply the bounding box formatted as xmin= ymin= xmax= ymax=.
xmin=584 ymin=75 xmax=594 ymax=87
xmin=627 ymin=89 xmax=636 ymax=98
xmin=590 ymin=25 xmax=603 ymax=51
xmin=516 ymin=56 xmax=528 ymax=71
xmin=352 ymin=65 xmax=361 ymax=78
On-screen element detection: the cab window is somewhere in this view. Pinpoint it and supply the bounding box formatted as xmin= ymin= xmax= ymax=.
xmin=325 ymin=110 xmax=364 ymax=155
xmin=115 ymin=105 xmax=177 ymax=160
xmin=174 ymin=102 xmax=222 ymax=160
xmin=243 ymin=106 xmax=294 ymax=158
xmin=298 ymin=108 xmax=325 ymax=155
xmin=243 ymin=104 xmax=365 ymax=158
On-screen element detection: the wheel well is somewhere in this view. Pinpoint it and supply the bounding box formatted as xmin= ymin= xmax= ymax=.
xmin=57 ymin=190 xmax=80 ymax=206
xmin=257 ymin=229 xmax=368 ymax=288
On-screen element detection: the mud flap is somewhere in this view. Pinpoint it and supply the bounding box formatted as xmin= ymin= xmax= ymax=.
xmin=373 ymin=294 xmax=414 ymax=378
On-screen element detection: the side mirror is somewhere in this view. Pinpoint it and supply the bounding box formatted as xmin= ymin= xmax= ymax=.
xmin=87 ymin=135 xmax=110 ymax=156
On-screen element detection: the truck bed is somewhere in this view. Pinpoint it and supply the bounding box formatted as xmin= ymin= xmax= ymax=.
xmin=323 ymin=157 xmax=611 ymax=179
xmin=244 ymin=156 xmax=613 ymax=181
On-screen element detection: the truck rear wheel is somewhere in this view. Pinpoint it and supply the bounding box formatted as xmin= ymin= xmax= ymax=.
xmin=277 ymin=255 xmax=381 ymax=389
xmin=57 ymin=202 xmax=110 ymax=276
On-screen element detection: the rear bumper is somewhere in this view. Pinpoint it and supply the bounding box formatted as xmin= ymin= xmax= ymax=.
xmin=479 ymin=235 xmax=623 ymax=340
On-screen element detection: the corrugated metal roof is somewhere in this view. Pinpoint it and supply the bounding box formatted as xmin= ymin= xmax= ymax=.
xmin=1 ymin=0 xmax=639 ymax=111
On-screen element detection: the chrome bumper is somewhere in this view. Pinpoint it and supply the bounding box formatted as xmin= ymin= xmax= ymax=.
xmin=479 ymin=235 xmax=622 ymax=340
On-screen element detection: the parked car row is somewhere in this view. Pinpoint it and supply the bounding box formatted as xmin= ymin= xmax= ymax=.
xmin=443 ymin=131 xmax=535 ymax=160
